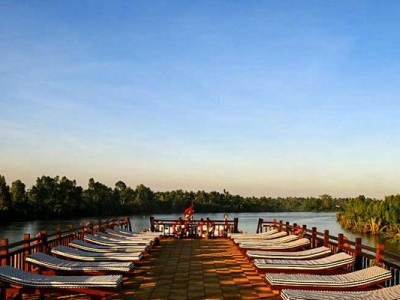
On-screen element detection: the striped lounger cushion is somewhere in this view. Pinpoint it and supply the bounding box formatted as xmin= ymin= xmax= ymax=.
xmin=239 ymin=238 xmax=310 ymax=250
xmin=106 ymin=228 xmax=161 ymax=238
xmin=70 ymin=239 xmax=148 ymax=253
xmin=0 ymin=265 xmax=123 ymax=288
xmin=247 ymin=246 xmax=332 ymax=259
xmin=84 ymin=234 xmax=150 ymax=246
xmin=52 ymin=245 xmax=143 ymax=262
xmin=230 ymin=229 xmax=278 ymax=238
xmin=265 ymin=266 xmax=392 ymax=290
xmin=280 ymin=284 xmax=400 ymax=300
xmin=97 ymin=232 xmax=156 ymax=242
xmin=26 ymin=252 xmax=135 ymax=273
xmin=237 ymin=234 xmax=298 ymax=245
xmin=254 ymin=252 xmax=354 ymax=271
xmin=233 ymin=231 xmax=288 ymax=241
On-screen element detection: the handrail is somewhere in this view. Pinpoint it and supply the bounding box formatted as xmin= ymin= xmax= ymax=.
xmin=256 ymin=218 xmax=400 ymax=286
xmin=150 ymin=217 xmax=239 ymax=238
xmin=0 ymin=217 xmax=129 ymax=269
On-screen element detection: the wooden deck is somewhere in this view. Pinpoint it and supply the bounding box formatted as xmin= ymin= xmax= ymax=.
xmin=46 ymin=237 xmax=278 ymax=300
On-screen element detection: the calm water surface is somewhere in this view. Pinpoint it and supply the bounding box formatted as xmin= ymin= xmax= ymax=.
xmin=1 ymin=212 xmax=399 ymax=254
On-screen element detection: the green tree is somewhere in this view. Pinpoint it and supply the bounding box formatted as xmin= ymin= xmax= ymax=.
xmin=134 ymin=184 xmax=155 ymax=214
xmin=83 ymin=178 xmax=115 ymax=216
xmin=10 ymin=180 xmax=28 ymax=218
xmin=0 ymin=175 xmax=11 ymax=211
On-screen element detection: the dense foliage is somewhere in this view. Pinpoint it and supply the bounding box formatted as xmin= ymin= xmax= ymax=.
xmin=337 ymin=194 xmax=400 ymax=241
xmin=0 ymin=174 xmax=348 ymax=222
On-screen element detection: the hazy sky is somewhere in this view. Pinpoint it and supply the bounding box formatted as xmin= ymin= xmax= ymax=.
xmin=1 ymin=1 xmax=399 ymax=199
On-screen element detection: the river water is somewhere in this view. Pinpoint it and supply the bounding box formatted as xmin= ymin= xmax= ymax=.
xmin=1 ymin=212 xmax=399 ymax=254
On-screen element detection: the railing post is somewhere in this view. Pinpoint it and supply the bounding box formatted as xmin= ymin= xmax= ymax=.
xmin=376 ymin=243 xmax=385 ymax=265
xmin=338 ymin=233 xmax=344 ymax=252
xmin=56 ymin=228 xmax=61 ymax=239
xmin=68 ymin=225 xmax=75 ymax=243
xmin=23 ymin=234 xmax=30 ymax=271
xmin=0 ymin=239 xmax=9 ymax=266
xmin=279 ymin=220 xmax=283 ymax=232
xmin=80 ymin=223 xmax=85 ymax=239
xmin=354 ymin=237 xmax=363 ymax=270
xmin=97 ymin=220 xmax=102 ymax=233
xmin=293 ymin=223 xmax=297 ymax=235
xmin=324 ymin=230 xmax=329 ymax=247
xmin=40 ymin=230 xmax=48 ymax=254
xmin=124 ymin=216 xmax=132 ymax=231
xmin=300 ymin=224 xmax=307 ymax=237
xmin=233 ymin=218 xmax=239 ymax=233
xmin=311 ymin=227 xmax=317 ymax=248
xmin=256 ymin=218 xmax=263 ymax=233
xmin=150 ymin=217 xmax=155 ymax=232
xmin=285 ymin=222 xmax=290 ymax=234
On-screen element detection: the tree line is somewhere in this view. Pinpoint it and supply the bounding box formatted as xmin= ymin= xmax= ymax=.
xmin=0 ymin=174 xmax=350 ymax=223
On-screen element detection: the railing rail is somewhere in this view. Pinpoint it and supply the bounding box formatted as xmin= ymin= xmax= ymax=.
xmin=257 ymin=218 xmax=400 ymax=286
xmin=0 ymin=217 xmax=129 ymax=270
xmin=150 ymin=217 xmax=239 ymax=238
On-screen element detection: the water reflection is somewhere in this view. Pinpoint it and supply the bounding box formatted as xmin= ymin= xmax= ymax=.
xmin=0 ymin=212 xmax=398 ymax=254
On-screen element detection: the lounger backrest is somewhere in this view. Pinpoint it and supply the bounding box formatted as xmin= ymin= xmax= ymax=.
xmin=0 ymin=265 xmax=123 ymax=288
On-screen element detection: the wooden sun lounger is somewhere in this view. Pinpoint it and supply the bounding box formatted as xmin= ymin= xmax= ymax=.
xmin=70 ymin=239 xmax=148 ymax=253
xmin=235 ymin=235 xmax=299 ymax=249
xmin=84 ymin=234 xmax=151 ymax=246
xmin=0 ymin=265 xmax=123 ymax=300
xmin=237 ymin=234 xmax=299 ymax=246
xmin=26 ymin=252 xmax=135 ymax=275
xmin=51 ymin=245 xmax=143 ymax=262
xmin=230 ymin=229 xmax=278 ymax=237
xmin=246 ymin=246 xmax=332 ymax=260
xmin=280 ymin=284 xmax=400 ymax=300
xmin=106 ymin=228 xmax=161 ymax=238
xmin=265 ymin=266 xmax=392 ymax=291
xmin=97 ymin=232 xmax=157 ymax=243
xmin=233 ymin=231 xmax=288 ymax=243
xmin=254 ymin=252 xmax=354 ymax=274
xmin=239 ymin=238 xmax=310 ymax=251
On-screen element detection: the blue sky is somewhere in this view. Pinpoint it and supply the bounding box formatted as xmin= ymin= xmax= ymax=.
xmin=1 ymin=1 xmax=399 ymax=199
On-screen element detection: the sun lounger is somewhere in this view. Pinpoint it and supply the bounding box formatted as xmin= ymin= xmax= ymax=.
xmin=51 ymin=245 xmax=143 ymax=262
xmin=97 ymin=232 xmax=157 ymax=243
xmin=246 ymin=246 xmax=332 ymax=260
xmin=237 ymin=234 xmax=299 ymax=246
xmin=239 ymin=237 xmax=310 ymax=251
xmin=254 ymin=252 xmax=354 ymax=274
xmin=230 ymin=229 xmax=278 ymax=237
xmin=232 ymin=230 xmax=286 ymax=239
xmin=0 ymin=265 xmax=123 ymax=300
xmin=106 ymin=228 xmax=161 ymax=238
xmin=265 ymin=266 xmax=392 ymax=291
xmin=280 ymin=284 xmax=400 ymax=300
xmin=233 ymin=231 xmax=288 ymax=243
xmin=84 ymin=234 xmax=151 ymax=246
xmin=26 ymin=252 xmax=135 ymax=275
xmin=70 ymin=239 xmax=148 ymax=253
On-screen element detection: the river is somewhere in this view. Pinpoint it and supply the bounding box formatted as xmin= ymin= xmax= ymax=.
xmin=1 ymin=212 xmax=399 ymax=254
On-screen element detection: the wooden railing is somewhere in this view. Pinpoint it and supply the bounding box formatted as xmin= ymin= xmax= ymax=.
xmin=0 ymin=217 xmax=130 ymax=270
xmin=257 ymin=218 xmax=400 ymax=286
xmin=150 ymin=217 xmax=239 ymax=238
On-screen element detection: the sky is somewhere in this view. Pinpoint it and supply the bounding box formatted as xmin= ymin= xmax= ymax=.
xmin=1 ymin=1 xmax=400 ymax=199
